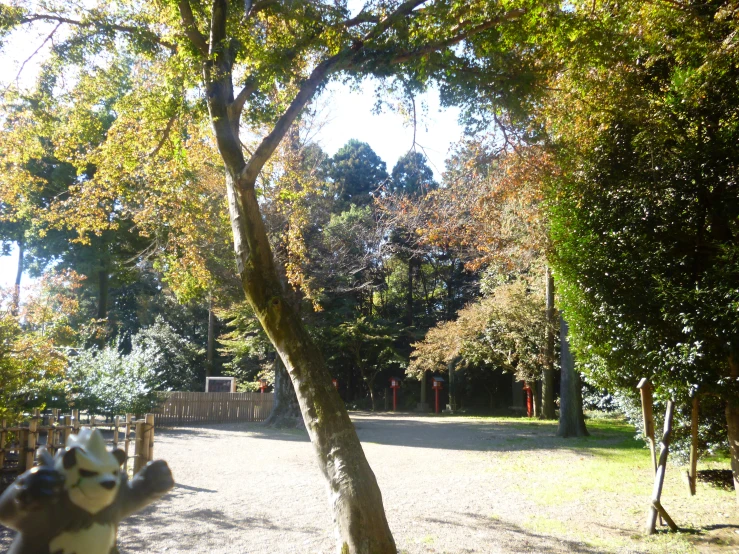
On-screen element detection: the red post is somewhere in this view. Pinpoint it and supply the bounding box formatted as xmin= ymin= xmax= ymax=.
xmin=523 ymin=383 xmax=532 ymax=417
xmin=260 ymin=379 xmax=267 ymax=393
xmin=389 ymin=377 xmax=400 ymax=412
xmin=432 ymin=377 xmax=443 ymax=414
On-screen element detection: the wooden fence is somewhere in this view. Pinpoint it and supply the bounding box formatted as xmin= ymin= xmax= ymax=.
xmin=154 ymin=392 xmax=274 ymax=426
xmin=0 ymin=409 xmax=155 ymax=484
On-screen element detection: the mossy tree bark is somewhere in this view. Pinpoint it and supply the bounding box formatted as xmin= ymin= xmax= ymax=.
xmin=557 ymin=316 xmax=589 ymax=438
xmin=264 ymin=356 xmax=305 ymax=430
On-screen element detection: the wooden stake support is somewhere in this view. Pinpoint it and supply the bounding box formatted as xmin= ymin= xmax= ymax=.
xmin=637 ymin=379 xmax=658 ymax=474
xmin=133 ymin=420 xmax=145 ymax=475
xmin=145 ymin=413 xmax=155 ymax=462
xmin=646 ymin=400 xmax=678 ymax=535
xmin=637 ymin=378 xmax=662 ymax=526
xmin=686 ymin=395 xmax=699 ymax=496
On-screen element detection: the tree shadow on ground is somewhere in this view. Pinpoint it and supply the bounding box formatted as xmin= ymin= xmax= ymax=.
xmin=119 ymin=498 xmax=321 ymax=552
xmin=351 ymin=414 xmax=637 ymax=456
xmin=422 ymin=512 xmax=606 ymax=553
xmin=156 ymin=423 xmax=310 ymax=443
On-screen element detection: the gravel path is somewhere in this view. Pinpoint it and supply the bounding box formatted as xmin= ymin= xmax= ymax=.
xmin=1 ymin=413 xmax=736 ymax=553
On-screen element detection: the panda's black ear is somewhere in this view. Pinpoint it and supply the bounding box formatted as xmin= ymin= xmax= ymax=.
xmin=63 ymin=447 xmax=79 ymax=469
xmin=112 ymin=449 xmax=126 ymax=467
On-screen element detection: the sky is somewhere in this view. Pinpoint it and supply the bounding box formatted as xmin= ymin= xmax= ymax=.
xmin=0 ymin=8 xmax=465 ymax=289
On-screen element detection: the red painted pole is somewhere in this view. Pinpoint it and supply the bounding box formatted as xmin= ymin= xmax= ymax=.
xmin=435 ymin=388 xmax=440 ymax=414
xmin=393 ymin=388 xmax=397 ymax=411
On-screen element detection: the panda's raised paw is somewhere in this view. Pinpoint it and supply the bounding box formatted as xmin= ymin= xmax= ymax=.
xmin=15 ymin=466 xmax=65 ymax=510
xmin=137 ymin=460 xmax=174 ymax=494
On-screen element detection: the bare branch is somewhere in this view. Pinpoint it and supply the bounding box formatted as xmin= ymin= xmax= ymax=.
xmin=390 ymin=9 xmax=526 ymax=64
xmin=241 ymin=54 xmax=343 ymax=185
xmin=20 ymin=14 xmax=177 ymax=51
xmin=13 ymin=22 xmax=62 ymax=87
xmin=362 ymin=0 xmax=430 ymax=43
xmin=342 ymin=12 xmax=380 ymax=28
xmin=149 ymin=114 xmax=178 ymax=158
xmin=178 ymin=0 xmax=209 ymax=55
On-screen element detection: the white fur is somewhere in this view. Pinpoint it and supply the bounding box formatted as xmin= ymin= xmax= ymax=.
xmin=49 ymin=523 xmax=115 ymax=554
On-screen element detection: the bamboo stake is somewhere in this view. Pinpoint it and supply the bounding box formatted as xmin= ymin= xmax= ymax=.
xmin=0 ymin=419 xmax=6 ymax=470
xmin=145 ymin=414 xmax=155 ymax=462
xmin=124 ymin=413 xmax=132 ymax=473
xmin=133 ymin=420 xmax=145 ymax=475
xmin=72 ymin=409 xmax=80 ymax=433
xmin=26 ymin=410 xmax=39 ymax=470
xmin=646 ymin=400 xmax=679 ymax=534
xmin=18 ymin=428 xmax=27 ymax=473
xmin=687 ymin=394 xmax=699 ymax=496
xmin=47 ymin=412 xmax=56 ymax=453
xmin=62 ymin=414 xmax=71 ymax=444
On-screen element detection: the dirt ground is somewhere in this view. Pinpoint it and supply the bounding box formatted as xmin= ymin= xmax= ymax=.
xmin=1 ymin=413 xmax=737 ymax=553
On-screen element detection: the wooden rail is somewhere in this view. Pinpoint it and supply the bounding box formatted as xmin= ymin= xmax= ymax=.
xmin=1 ymin=409 xmax=155 ymax=481
xmin=154 ymin=392 xmax=274 ymax=426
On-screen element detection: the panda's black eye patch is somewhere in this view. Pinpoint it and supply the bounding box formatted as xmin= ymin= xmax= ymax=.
xmin=79 ymin=469 xmax=99 ymax=478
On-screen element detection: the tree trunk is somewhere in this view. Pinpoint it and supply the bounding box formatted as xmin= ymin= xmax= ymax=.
xmin=11 ymin=235 xmax=24 ymax=317
xmin=369 ymin=386 xmax=376 ymax=412
xmin=533 ymin=379 xmax=542 ymax=418
xmin=420 ymin=370 xmax=427 ymax=405
xmin=206 ymin=296 xmax=216 ymax=378
xmin=727 ymin=354 xmax=739 ymax=504
xmin=406 ymin=256 xmax=414 ymax=327
xmin=542 ymin=267 xmax=556 ymax=419
xmin=97 ymin=269 xmax=109 ymax=320
xmin=447 ymin=355 xmax=461 ymax=411
xmin=200 ymin=8 xmax=395 ymax=547
xmin=264 ymin=356 xmax=305 ymax=430
xmin=557 ymin=316 xmax=589 ymax=438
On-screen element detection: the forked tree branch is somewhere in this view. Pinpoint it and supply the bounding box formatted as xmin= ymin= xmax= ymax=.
xmin=20 ymin=14 xmax=177 ymax=51
xmin=241 ymin=54 xmax=344 ymax=184
xmin=390 ymin=9 xmax=526 ymax=64
xmin=178 ymin=0 xmax=209 ymax=55
xmin=362 ymin=0 xmax=429 ymax=43
xmin=229 ymin=78 xmax=260 ymax=121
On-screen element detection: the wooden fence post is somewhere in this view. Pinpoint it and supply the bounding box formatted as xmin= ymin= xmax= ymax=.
xmin=62 ymin=413 xmax=72 ymax=444
xmin=687 ymin=395 xmax=699 ymax=496
xmin=47 ymin=411 xmax=56 ymax=453
xmin=637 ymin=379 xmax=658 ymax=474
xmin=646 ymin=400 xmax=679 ymax=535
xmin=133 ymin=420 xmax=145 ymax=475
xmin=0 ymin=419 xmax=6 ymax=471
xmin=72 ymin=409 xmax=80 ymax=434
xmin=26 ymin=410 xmax=39 ymax=470
xmin=114 ymin=415 xmax=120 ymax=449
xmin=145 ymin=414 xmax=155 ymax=462
xmin=123 ymin=414 xmax=132 ymax=473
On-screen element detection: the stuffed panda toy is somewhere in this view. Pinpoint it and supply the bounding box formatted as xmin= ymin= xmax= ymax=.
xmin=0 ymin=428 xmax=174 ymax=554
